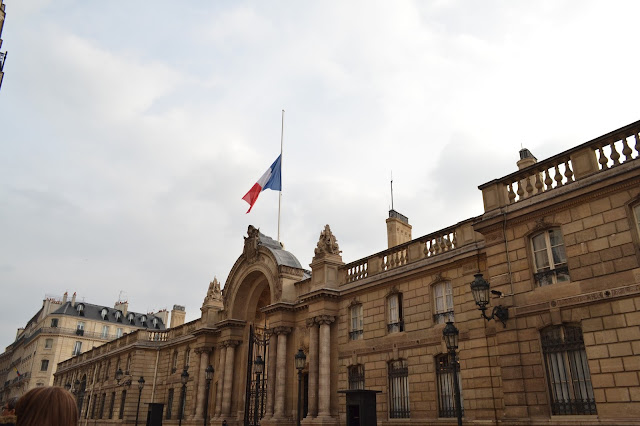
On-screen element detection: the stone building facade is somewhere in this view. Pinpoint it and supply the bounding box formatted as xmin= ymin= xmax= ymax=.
xmin=54 ymin=120 xmax=640 ymax=425
xmin=0 ymin=293 xmax=176 ymax=404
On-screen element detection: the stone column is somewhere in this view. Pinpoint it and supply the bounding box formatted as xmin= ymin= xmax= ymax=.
xmin=264 ymin=329 xmax=278 ymax=419
xmin=317 ymin=316 xmax=335 ymax=419
xmin=193 ymin=348 xmax=211 ymax=419
xmin=306 ymin=317 xmax=319 ymax=419
xmin=213 ymin=345 xmax=226 ymax=418
xmin=273 ymin=326 xmax=292 ymax=419
xmin=221 ymin=341 xmax=238 ymax=417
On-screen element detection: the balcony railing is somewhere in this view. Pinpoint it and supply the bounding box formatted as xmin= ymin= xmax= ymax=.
xmin=340 ymin=218 xmax=480 ymax=285
xmin=480 ymin=120 xmax=640 ymax=211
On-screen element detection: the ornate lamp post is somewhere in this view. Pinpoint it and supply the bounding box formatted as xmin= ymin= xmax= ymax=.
xmin=179 ymin=367 xmax=189 ymax=426
xmin=470 ymin=273 xmax=509 ymax=327
xmin=253 ymin=355 xmax=264 ymax=426
xmin=294 ymin=349 xmax=307 ymax=426
xmin=204 ymin=365 xmax=214 ymax=426
xmin=443 ymin=322 xmax=462 ymax=426
xmin=135 ymin=377 xmax=145 ymax=426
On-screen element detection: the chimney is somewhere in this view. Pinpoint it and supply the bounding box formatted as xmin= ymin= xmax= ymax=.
xmin=386 ymin=210 xmax=412 ymax=248
xmin=517 ymin=148 xmax=537 ymax=170
xmin=114 ymin=300 xmax=128 ymax=316
xmin=71 ymin=292 xmax=76 ymax=307
xmin=63 ymin=292 xmax=68 ymax=303
xmin=170 ymin=305 xmax=186 ymax=328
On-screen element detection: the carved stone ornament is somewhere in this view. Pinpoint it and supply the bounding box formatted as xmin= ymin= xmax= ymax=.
xmin=243 ymin=225 xmax=261 ymax=263
xmin=313 ymin=224 xmax=341 ymax=260
xmin=316 ymin=315 xmax=336 ymax=325
xmin=204 ymin=277 xmax=222 ymax=303
xmin=272 ymin=326 xmax=293 ymax=336
xmin=532 ymin=217 xmax=553 ymax=233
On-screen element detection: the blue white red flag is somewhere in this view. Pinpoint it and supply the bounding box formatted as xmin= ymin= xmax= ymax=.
xmin=242 ymin=155 xmax=282 ymax=213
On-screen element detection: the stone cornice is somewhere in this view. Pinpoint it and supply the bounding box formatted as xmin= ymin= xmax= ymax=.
xmin=214 ymin=319 xmax=246 ymax=330
xmin=297 ymin=288 xmax=341 ymax=304
xmin=261 ymin=301 xmax=298 ymax=315
xmin=514 ymin=281 xmax=640 ymax=317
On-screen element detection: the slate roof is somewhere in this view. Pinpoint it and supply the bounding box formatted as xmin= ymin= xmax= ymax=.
xmin=258 ymin=232 xmax=304 ymax=269
xmin=51 ymin=302 xmax=167 ymax=330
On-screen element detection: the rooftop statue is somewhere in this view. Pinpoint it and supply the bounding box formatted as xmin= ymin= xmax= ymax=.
xmin=314 ymin=224 xmax=341 ymax=259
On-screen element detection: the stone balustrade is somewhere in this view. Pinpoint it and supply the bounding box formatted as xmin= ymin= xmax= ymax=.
xmin=340 ymin=219 xmax=479 ymax=285
xmin=480 ymin=120 xmax=640 ymax=211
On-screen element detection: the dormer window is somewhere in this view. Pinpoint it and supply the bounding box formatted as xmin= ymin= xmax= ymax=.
xmin=101 ymin=308 xmax=109 ymax=320
xmin=128 ymin=313 xmax=135 ymax=324
xmin=76 ymin=304 xmax=85 ymax=316
xmin=141 ymin=315 xmax=147 ymax=326
xmin=152 ymin=318 xmax=159 ymax=329
xmin=115 ymin=311 xmax=122 ymax=322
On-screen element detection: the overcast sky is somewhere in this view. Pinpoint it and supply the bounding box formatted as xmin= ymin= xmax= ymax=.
xmin=1 ymin=0 xmax=639 ymax=346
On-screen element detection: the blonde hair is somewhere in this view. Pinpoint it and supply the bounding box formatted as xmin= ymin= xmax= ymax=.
xmin=16 ymin=387 xmax=78 ymax=426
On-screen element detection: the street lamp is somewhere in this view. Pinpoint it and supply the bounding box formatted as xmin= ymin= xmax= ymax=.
xmin=470 ymin=273 xmax=509 ymax=327
xmin=204 ymin=365 xmax=214 ymax=426
xmin=443 ymin=322 xmax=462 ymax=426
xmin=294 ymin=349 xmax=306 ymax=426
xmin=135 ymin=377 xmax=145 ymax=426
xmin=253 ymin=356 xmax=264 ymax=426
xmin=179 ymin=367 xmax=189 ymax=426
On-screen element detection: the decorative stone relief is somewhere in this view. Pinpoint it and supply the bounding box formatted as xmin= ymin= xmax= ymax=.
xmin=315 ymin=315 xmax=336 ymax=325
xmin=313 ymin=225 xmax=341 ymax=260
xmin=243 ymin=225 xmax=261 ymax=263
xmin=272 ymin=326 xmax=293 ymax=336
xmin=204 ymin=277 xmax=222 ymax=303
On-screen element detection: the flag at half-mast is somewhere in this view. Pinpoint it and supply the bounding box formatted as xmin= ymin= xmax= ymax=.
xmin=242 ymin=155 xmax=282 ymax=213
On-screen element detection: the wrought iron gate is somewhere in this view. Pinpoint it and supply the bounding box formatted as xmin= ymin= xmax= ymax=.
xmin=244 ymin=324 xmax=270 ymax=426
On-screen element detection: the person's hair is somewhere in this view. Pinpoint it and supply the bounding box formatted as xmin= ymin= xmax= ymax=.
xmin=6 ymin=396 xmax=18 ymax=410
xmin=15 ymin=387 xmax=78 ymax=426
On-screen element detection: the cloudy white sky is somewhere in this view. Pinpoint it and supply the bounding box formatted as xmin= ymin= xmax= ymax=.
xmin=1 ymin=0 xmax=639 ymax=346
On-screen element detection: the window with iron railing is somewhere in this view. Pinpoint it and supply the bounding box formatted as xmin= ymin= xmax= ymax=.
xmin=435 ymin=354 xmax=463 ymax=418
xmin=166 ymin=388 xmax=174 ymax=419
xmin=348 ymin=364 xmax=365 ymax=390
xmin=541 ymin=325 xmax=596 ymax=415
xmin=388 ymin=359 xmax=410 ymax=419
xmin=532 ymin=229 xmax=569 ymax=286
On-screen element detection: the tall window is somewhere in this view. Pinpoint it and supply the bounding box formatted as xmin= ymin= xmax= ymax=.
xmin=104 ymin=361 xmax=111 ymax=382
xmin=541 ymin=325 xmax=596 ymax=415
xmin=387 ymin=293 xmax=404 ymax=333
xmin=532 ymin=229 xmax=569 ymax=286
xmin=45 ymin=338 xmax=53 ymax=349
xmin=126 ymin=355 xmax=131 ymax=372
xmin=433 ymin=281 xmax=454 ymax=324
xmin=633 ymin=204 xmax=640 ymax=237
xmin=76 ymin=321 xmax=85 ymax=336
xmin=108 ymin=392 xmax=115 ymax=419
xmin=166 ymin=388 xmax=174 ymax=419
xmin=50 ymin=318 xmax=58 ymax=328
xmin=388 ymin=359 xmax=410 ymax=419
xmin=171 ymin=351 xmax=178 ymax=373
xmin=119 ymin=391 xmax=127 ymax=419
xmin=348 ymin=365 xmax=365 ymax=390
xmin=101 ymin=325 xmax=109 ymax=339
xmin=99 ymin=393 xmax=106 ymax=419
xmin=116 ymin=328 xmax=123 ymax=339
xmin=349 ymin=304 xmax=363 ymax=340
xmin=73 ymin=341 xmax=83 ymax=356
xmin=436 ymin=354 xmax=463 ymax=418
xmin=40 ymin=360 xmax=49 ymax=371
xmin=184 ymin=348 xmax=191 ymax=368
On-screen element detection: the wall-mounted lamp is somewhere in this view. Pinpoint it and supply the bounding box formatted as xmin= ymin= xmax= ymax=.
xmin=470 ymin=273 xmax=509 ymax=327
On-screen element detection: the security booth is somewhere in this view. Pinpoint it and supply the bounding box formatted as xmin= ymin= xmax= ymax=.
xmin=338 ymin=390 xmax=381 ymax=426
xmin=145 ymin=403 xmax=164 ymax=426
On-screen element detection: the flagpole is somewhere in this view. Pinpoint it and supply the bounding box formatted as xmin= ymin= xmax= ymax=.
xmin=278 ymin=109 xmax=284 ymax=243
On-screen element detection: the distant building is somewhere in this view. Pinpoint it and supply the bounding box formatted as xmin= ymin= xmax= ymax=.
xmin=54 ymin=120 xmax=640 ymax=425
xmin=0 ymin=0 xmax=6 ymax=90
xmin=0 ymin=292 xmax=177 ymax=402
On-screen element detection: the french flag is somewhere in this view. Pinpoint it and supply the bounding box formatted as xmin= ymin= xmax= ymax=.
xmin=242 ymin=155 xmax=282 ymax=213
